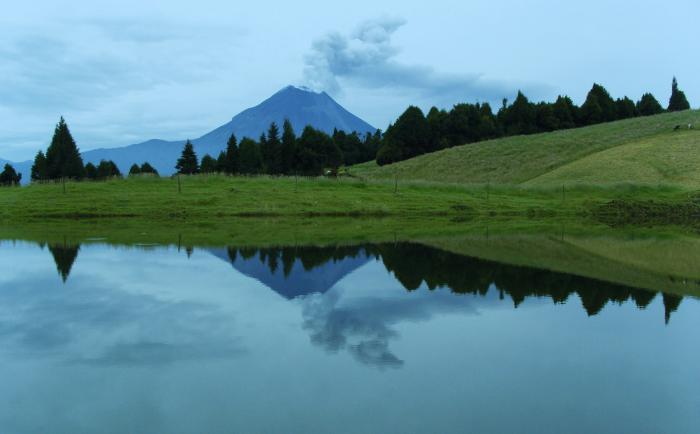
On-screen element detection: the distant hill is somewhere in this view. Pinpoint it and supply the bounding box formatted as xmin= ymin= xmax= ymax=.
xmin=9 ymin=86 xmax=376 ymax=181
xmin=352 ymin=110 xmax=700 ymax=187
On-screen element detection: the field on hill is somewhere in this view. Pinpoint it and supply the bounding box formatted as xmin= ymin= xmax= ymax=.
xmin=351 ymin=110 xmax=700 ymax=187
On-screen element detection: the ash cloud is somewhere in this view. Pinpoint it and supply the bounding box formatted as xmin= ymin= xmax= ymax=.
xmin=303 ymin=17 xmax=523 ymax=103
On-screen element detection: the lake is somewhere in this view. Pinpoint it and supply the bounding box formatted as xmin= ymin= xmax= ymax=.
xmin=0 ymin=228 xmax=698 ymax=433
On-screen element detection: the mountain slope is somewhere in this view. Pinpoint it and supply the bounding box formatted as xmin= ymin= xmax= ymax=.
xmin=10 ymin=86 xmax=376 ymax=180
xmin=352 ymin=110 xmax=700 ymax=187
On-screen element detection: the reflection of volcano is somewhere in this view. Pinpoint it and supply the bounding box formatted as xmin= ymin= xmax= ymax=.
xmin=208 ymin=246 xmax=373 ymax=299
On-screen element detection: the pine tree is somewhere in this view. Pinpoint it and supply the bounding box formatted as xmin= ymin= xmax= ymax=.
xmin=266 ymin=122 xmax=282 ymax=174
xmin=581 ymin=84 xmax=616 ymax=125
xmin=96 ymin=160 xmax=121 ymax=179
xmin=238 ymin=138 xmax=263 ymax=174
xmin=200 ymin=154 xmax=217 ymax=173
xmin=84 ymin=162 xmax=98 ymax=180
xmin=552 ymin=96 xmax=576 ymax=129
xmin=31 ymin=151 xmax=48 ymax=181
xmin=280 ymin=119 xmax=297 ymax=174
xmin=45 ymin=117 xmax=85 ymax=179
xmin=259 ymin=132 xmax=271 ymax=173
xmin=637 ymin=93 xmax=663 ymax=116
xmin=176 ymin=140 xmax=199 ymax=174
xmin=0 ymin=164 xmax=21 ymax=186
xmin=668 ymin=77 xmax=690 ymax=112
xmin=128 ymin=164 xmax=141 ymax=176
xmin=377 ymin=106 xmax=430 ymax=165
xmin=140 ymin=162 xmax=159 ymax=176
xmin=224 ymin=134 xmax=239 ymax=174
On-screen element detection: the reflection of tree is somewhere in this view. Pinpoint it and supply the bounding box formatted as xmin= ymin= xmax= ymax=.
xmin=227 ymin=242 xmax=683 ymax=323
xmin=48 ymin=242 xmax=81 ymax=282
xmin=662 ymin=293 xmax=683 ymax=324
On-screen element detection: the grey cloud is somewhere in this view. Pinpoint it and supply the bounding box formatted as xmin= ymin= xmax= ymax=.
xmin=303 ymin=17 xmax=534 ymax=103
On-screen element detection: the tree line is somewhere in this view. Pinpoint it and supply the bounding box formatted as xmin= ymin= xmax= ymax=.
xmin=376 ymin=77 xmax=692 ymax=165
xmin=176 ymin=120 xmax=381 ymax=176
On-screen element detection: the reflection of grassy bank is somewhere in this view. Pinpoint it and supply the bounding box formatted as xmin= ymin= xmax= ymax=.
xmin=0 ymin=174 xmax=696 ymax=220
xmin=2 ymin=217 xmax=699 ymax=298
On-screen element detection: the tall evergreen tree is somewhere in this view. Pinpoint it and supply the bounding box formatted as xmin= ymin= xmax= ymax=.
xmin=176 ymin=140 xmax=199 ymax=174
xmin=224 ymin=134 xmax=239 ymax=174
xmin=238 ymin=138 xmax=263 ymax=174
xmin=84 ymin=162 xmax=98 ymax=180
xmin=0 ymin=164 xmax=21 ymax=186
xmin=637 ymin=93 xmax=663 ymax=116
xmin=580 ymin=84 xmax=616 ymax=125
xmin=45 ymin=117 xmax=85 ymax=179
xmin=296 ymin=127 xmax=341 ymax=175
xmin=128 ymin=164 xmax=141 ymax=176
xmin=31 ymin=151 xmax=48 ymax=181
xmin=280 ymin=119 xmax=297 ymax=174
xmin=615 ymin=97 xmax=638 ymax=119
xmin=501 ymin=91 xmax=537 ymax=135
xmin=668 ymin=77 xmax=690 ymax=112
xmin=140 ymin=162 xmax=159 ymax=176
xmin=266 ymin=122 xmax=282 ymax=174
xmin=552 ymin=96 xmax=577 ymax=129
xmin=200 ymin=154 xmax=218 ymax=173
xmin=96 ymin=160 xmax=121 ymax=179
xmin=377 ymin=106 xmax=430 ymax=165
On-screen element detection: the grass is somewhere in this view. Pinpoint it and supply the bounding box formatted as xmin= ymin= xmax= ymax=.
xmin=351 ymin=110 xmax=700 ymax=186
xmin=0 ymin=173 xmax=695 ymax=220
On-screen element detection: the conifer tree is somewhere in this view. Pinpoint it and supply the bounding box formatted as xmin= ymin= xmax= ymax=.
xmin=668 ymin=77 xmax=690 ymax=111
xmin=280 ymin=119 xmax=297 ymax=174
xmin=637 ymin=93 xmax=663 ymax=116
xmin=238 ymin=138 xmax=263 ymax=174
xmin=224 ymin=134 xmax=239 ymax=174
xmin=140 ymin=162 xmax=159 ymax=176
xmin=31 ymin=151 xmax=48 ymax=182
xmin=84 ymin=162 xmax=98 ymax=180
xmin=45 ymin=117 xmax=85 ymax=179
xmin=128 ymin=164 xmax=141 ymax=176
xmin=0 ymin=164 xmax=21 ymax=186
xmin=200 ymin=154 xmax=217 ymax=173
xmin=176 ymin=140 xmax=199 ymax=174
xmin=266 ymin=122 xmax=282 ymax=174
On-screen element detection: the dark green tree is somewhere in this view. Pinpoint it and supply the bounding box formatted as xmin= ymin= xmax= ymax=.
xmin=265 ymin=122 xmax=282 ymax=174
xmin=0 ymin=164 xmax=21 ymax=186
xmin=580 ymin=84 xmax=616 ymax=125
xmin=668 ymin=77 xmax=690 ymax=112
xmin=96 ymin=160 xmax=121 ymax=179
xmin=552 ymin=96 xmax=577 ymax=129
xmin=140 ymin=162 xmax=159 ymax=176
xmin=48 ymin=243 xmax=80 ymax=282
xmin=238 ymin=138 xmax=263 ymax=174
xmin=615 ymin=97 xmax=638 ymax=119
xmin=176 ymin=140 xmax=199 ymax=174
xmin=224 ymin=134 xmax=239 ymax=174
xmin=84 ymin=162 xmax=98 ymax=180
xmin=128 ymin=164 xmax=141 ymax=176
xmin=296 ymin=127 xmax=340 ymax=175
xmin=30 ymin=151 xmax=48 ymax=182
xmin=637 ymin=93 xmax=664 ymax=116
xmin=280 ymin=119 xmax=297 ymax=174
xmin=501 ymin=91 xmax=537 ymax=135
xmin=200 ymin=154 xmax=218 ymax=173
xmin=377 ymin=106 xmax=430 ymax=165
xmin=45 ymin=117 xmax=85 ymax=179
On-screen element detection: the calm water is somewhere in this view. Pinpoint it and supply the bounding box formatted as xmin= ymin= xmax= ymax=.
xmin=0 ymin=239 xmax=698 ymax=433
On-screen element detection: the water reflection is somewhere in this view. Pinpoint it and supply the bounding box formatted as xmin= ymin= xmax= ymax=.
xmin=45 ymin=241 xmax=685 ymax=325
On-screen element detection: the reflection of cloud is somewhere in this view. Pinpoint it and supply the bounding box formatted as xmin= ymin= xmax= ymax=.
xmin=0 ymin=275 xmax=243 ymax=366
xmin=301 ymin=286 xmax=490 ymax=369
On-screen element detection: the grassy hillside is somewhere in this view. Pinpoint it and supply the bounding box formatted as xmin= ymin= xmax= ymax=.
xmin=351 ymin=110 xmax=700 ymax=186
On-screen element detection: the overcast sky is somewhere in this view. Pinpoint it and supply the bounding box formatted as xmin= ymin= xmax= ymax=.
xmin=0 ymin=0 xmax=697 ymax=161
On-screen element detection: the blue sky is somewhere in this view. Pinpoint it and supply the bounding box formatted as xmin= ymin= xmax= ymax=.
xmin=0 ymin=0 xmax=697 ymax=161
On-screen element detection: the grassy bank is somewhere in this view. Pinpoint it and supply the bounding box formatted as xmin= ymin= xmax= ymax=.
xmin=352 ymin=110 xmax=700 ymax=186
xmin=0 ymin=174 xmax=696 ymax=220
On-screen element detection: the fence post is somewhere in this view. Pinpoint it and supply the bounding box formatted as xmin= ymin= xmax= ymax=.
xmin=177 ymin=174 xmax=182 ymax=194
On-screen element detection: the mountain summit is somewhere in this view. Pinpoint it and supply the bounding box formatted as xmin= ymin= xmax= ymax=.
xmin=198 ymin=86 xmax=377 ymax=149
xmin=10 ymin=86 xmax=377 ymax=180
